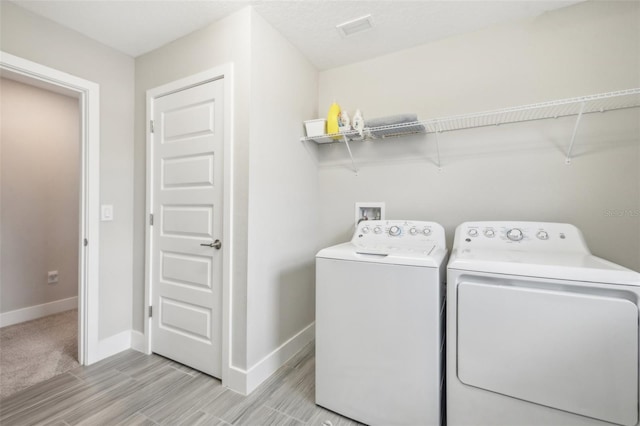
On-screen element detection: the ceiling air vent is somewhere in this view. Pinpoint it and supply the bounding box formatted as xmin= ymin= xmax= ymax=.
xmin=336 ymin=14 xmax=374 ymax=38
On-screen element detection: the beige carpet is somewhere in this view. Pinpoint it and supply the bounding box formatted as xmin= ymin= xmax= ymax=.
xmin=0 ymin=309 xmax=79 ymax=399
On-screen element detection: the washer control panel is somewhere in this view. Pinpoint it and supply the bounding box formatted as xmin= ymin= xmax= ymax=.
xmin=456 ymin=221 xmax=589 ymax=253
xmin=353 ymin=220 xmax=446 ymax=251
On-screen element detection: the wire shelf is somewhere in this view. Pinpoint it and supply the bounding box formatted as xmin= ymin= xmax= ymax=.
xmin=301 ymin=88 xmax=640 ymax=144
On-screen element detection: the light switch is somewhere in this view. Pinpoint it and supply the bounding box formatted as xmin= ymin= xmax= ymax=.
xmin=101 ymin=204 xmax=114 ymax=221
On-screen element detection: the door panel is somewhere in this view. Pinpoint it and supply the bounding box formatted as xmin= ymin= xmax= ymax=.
xmin=163 ymin=103 xmax=215 ymax=140
xmin=159 ymin=297 xmax=211 ymax=341
xmin=161 ymin=154 xmax=215 ymax=188
xmin=151 ymin=78 xmax=223 ymax=377
xmin=457 ymin=281 xmax=638 ymax=426
xmin=161 ymin=252 xmax=211 ymax=288
xmin=161 ymin=205 xmax=213 ymax=239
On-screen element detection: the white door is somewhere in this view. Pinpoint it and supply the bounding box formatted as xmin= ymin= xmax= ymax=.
xmin=150 ymin=78 xmax=224 ymax=377
xmin=457 ymin=280 xmax=638 ymax=426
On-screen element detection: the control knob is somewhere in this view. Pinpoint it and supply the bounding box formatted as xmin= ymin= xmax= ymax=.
xmin=537 ymin=230 xmax=549 ymax=240
xmin=423 ymin=227 xmax=431 ymax=236
xmin=362 ymin=226 xmax=370 ymax=234
xmin=484 ymin=229 xmax=495 ymax=238
xmin=389 ymin=226 xmax=401 ymax=236
xmin=409 ymin=227 xmax=418 ymax=236
xmin=507 ymin=228 xmax=524 ymax=241
xmin=468 ymin=229 xmax=479 ymax=237
xmin=374 ymin=226 xmax=382 ymax=234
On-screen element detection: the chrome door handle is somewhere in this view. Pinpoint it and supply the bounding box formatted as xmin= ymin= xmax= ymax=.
xmin=200 ymin=239 xmax=222 ymax=249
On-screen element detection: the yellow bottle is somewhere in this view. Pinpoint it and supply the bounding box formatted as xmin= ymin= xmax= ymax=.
xmin=326 ymin=102 xmax=341 ymax=136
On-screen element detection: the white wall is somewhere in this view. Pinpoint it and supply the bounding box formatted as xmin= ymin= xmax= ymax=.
xmin=317 ymin=1 xmax=640 ymax=271
xmin=247 ymin=9 xmax=319 ymax=368
xmin=134 ymin=7 xmax=319 ymax=391
xmin=0 ymin=78 xmax=79 ymax=313
xmin=5 ymin=0 xmax=634 ymax=393
xmin=0 ymin=2 xmax=135 ymax=339
xmin=134 ymin=8 xmax=252 ymax=369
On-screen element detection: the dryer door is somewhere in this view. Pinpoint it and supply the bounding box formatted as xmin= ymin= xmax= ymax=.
xmin=457 ymin=279 xmax=638 ymax=426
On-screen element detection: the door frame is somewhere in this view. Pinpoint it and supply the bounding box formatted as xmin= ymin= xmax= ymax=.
xmin=0 ymin=51 xmax=101 ymax=364
xmin=144 ymin=64 xmax=234 ymax=384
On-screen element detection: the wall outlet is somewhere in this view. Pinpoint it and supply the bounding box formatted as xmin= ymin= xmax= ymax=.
xmin=47 ymin=270 xmax=59 ymax=284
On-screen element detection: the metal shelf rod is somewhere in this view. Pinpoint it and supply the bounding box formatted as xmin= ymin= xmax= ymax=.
xmin=565 ymin=101 xmax=586 ymax=165
xmin=342 ymin=135 xmax=358 ymax=174
xmin=434 ymin=124 xmax=442 ymax=171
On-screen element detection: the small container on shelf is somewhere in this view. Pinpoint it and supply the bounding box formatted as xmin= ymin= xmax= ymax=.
xmin=338 ymin=110 xmax=351 ymax=133
xmin=352 ymin=109 xmax=364 ymax=134
xmin=304 ymin=119 xmax=326 ymax=137
xmin=327 ymin=102 xmax=341 ymax=136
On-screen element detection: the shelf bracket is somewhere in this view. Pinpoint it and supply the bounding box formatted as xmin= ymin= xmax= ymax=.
xmin=434 ymin=124 xmax=442 ymax=171
xmin=565 ymin=101 xmax=586 ymax=164
xmin=342 ymin=135 xmax=358 ymax=174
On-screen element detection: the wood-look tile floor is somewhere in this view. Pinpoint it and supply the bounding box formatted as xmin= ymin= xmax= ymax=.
xmin=0 ymin=342 xmax=363 ymax=426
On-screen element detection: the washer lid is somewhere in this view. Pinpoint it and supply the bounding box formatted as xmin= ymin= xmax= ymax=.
xmin=317 ymin=242 xmax=446 ymax=267
xmin=448 ymin=249 xmax=640 ymax=286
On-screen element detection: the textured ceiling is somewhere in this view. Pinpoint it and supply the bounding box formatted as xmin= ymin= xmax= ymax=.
xmin=10 ymin=1 xmax=249 ymax=58
xmin=11 ymin=0 xmax=583 ymax=69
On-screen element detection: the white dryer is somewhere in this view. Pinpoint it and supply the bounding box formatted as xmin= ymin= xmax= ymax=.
xmin=316 ymin=220 xmax=448 ymax=426
xmin=447 ymin=221 xmax=640 ymax=426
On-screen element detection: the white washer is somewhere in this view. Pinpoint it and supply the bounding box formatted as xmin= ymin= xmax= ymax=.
xmin=447 ymin=221 xmax=640 ymax=426
xmin=316 ymin=220 xmax=448 ymax=426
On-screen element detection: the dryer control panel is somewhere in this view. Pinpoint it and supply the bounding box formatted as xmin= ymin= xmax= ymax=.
xmin=352 ymin=220 xmax=446 ymax=252
xmin=454 ymin=221 xmax=589 ymax=253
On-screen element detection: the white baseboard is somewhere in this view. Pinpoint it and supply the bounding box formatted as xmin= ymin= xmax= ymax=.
xmin=88 ymin=321 xmax=314 ymax=395
xmin=0 ymin=297 xmax=78 ymax=328
xmin=226 ymin=322 xmax=315 ymax=395
xmin=96 ymin=330 xmax=132 ymax=362
xmin=86 ymin=330 xmax=145 ymax=365
xmin=226 ymin=365 xmax=250 ymax=395
xmin=130 ymin=330 xmax=147 ymax=354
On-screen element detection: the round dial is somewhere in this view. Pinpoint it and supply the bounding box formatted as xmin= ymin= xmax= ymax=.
xmin=373 ymin=226 xmax=382 ymax=234
xmin=423 ymin=227 xmax=431 ymax=236
xmin=507 ymin=228 xmax=524 ymax=241
xmin=409 ymin=227 xmax=418 ymax=236
xmin=389 ymin=225 xmax=401 ymax=236
xmin=362 ymin=226 xmax=370 ymax=234
xmin=484 ymin=229 xmax=495 ymax=238
xmin=536 ymin=230 xmax=549 ymax=240
xmin=468 ymin=229 xmax=479 ymax=237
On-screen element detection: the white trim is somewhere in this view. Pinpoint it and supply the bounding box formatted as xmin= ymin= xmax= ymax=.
xmin=144 ymin=64 xmax=234 ymax=385
xmin=225 ymin=366 xmax=249 ymax=395
xmin=0 ymin=297 xmax=78 ymax=328
xmin=0 ymin=52 xmax=100 ymax=365
xmin=95 ymin=330 xmax=145 ymax=361
xmin=221 ymin=65 xmax=234 ymax=391
xmin=227 ymin=323 xmax=316 ymax=395
xmin=130 ymin=330 xmax=146 ymax=353
xmin=96 ymin=330 xmax=131 ymax=361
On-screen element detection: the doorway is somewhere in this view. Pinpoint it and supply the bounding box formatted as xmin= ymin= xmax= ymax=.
xmin=145 ymin=66 xmax=233 ymax=381
xmin=0 ymin=52 xmax=100 ymax=367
